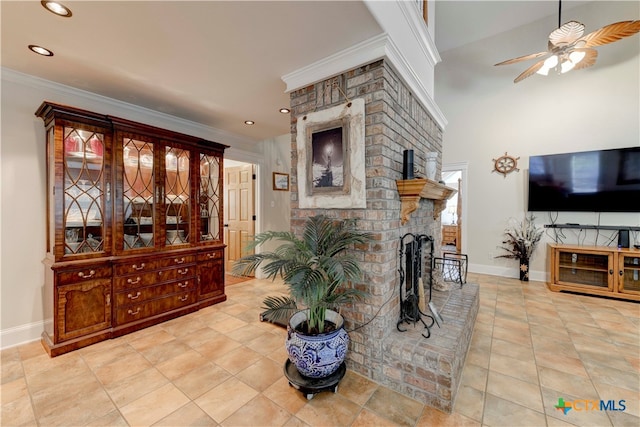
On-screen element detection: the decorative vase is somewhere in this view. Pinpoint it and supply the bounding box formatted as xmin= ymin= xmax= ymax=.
xmin=285 ymin=309 xmax=349 ymax=378
xmin=425 ymin=152 xmax=438 ymax=180
xmin=519 ymin=258 xmax=530 ymax=281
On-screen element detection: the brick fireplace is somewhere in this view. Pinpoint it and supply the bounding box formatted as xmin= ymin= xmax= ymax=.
xmin=288 ymin=59 xmax=478 ymax=413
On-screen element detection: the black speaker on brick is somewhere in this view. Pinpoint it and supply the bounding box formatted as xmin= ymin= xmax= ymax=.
xmin=618 ymin=229 xmax=630 ymax=248
xmin=403 ymin=149 xmax=414 ymax=180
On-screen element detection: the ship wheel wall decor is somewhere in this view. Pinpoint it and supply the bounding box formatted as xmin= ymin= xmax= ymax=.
xmin=492 ymin=152 xmax=520 ymax=177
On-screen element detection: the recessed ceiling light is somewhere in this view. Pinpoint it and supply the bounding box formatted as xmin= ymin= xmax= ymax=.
xmin=28 ymin=45 xmax=54 ymax=56
xmin=279 ymin=108 xmax=290 ymax=114
xmin=41 ymin=1 xmax=72 ymax=17
xmin=244 ymin=120 xmax=255 ymax=125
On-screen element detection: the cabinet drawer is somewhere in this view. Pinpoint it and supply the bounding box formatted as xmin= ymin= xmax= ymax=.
xmin=114 ymin=259 xmax=159 ymax=276
xmin=198 ymin=250 xmax=223 ymax=262
xmin=114 ymin=265 xmax=195 ymax=291
xmin=159 ymin=254 xmax=196 ymax=268
xmin=114 ymin=270 xmax=165 ymax=291
xmin=115 ymin=290 xmax=196 ymax=325
xmin=57 ymin=266 xmax=111 ymax=285
xmin=114 ymin=279 xmax=196 ymax=306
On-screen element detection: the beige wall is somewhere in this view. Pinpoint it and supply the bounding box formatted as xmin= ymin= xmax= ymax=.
xmin=436 ymin=1 xmax=640 ymax=281
xmin=260 ymin=133 xmax=292 ymax=234
xmin=253 ymin=134 xmax=292 ymax=279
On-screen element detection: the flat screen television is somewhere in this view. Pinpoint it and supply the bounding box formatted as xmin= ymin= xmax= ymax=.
xmin=528 ymin=147 xmax=640 ymax=212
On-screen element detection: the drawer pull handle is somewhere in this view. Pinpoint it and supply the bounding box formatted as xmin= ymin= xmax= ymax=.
xmin=175 ymin=257 xmax=185 ymax=264
xmin=207 ymin=253 xmax=217 ymax=259
xmin=179 ymin=295 xmax=188 ymax=302
xmin=128 ymin=291 xmax=141 ymax=300
xmin=127 ymin=277 xmax=141 ymax=285
xmin=178 ymin=268 xmax=189 ymax=275
xmin=132 ymin=263 xmax=145 ymax=270
xmin=178 ymin=281 xmax=188 ymax=288
xmin=128 ymin=308 xmax=140 ymax=315
xmin=78 ymin=270 xmax=95 ymax=278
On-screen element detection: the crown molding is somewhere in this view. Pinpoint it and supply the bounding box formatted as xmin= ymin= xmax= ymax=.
xmin=2 ymin=67 xmax=259 ymax=150
xmin=383 ymin=36 xmax=447 ymax=129
xmin=396 ymin=0 xmax=441 ymax=67
xmin=281 ymin=33 xmax=389 ymax=93
xmin=280 ymin=16 xmax=447 ymax=129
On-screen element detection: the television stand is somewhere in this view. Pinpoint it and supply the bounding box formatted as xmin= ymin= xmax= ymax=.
xmin=549 ymin=244 xmax=640 ymax=301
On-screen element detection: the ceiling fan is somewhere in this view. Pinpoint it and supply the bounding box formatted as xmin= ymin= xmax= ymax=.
xmin=495 ymin=1 xmax=640 ymax=83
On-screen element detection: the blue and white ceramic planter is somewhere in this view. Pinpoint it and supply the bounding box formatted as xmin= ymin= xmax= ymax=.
xmin=286 ymin=309 xmax=349 ymax=378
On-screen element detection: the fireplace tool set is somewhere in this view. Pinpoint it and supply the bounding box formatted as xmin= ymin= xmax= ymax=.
xmin=397 ymin=233 xmax=440 ymax=338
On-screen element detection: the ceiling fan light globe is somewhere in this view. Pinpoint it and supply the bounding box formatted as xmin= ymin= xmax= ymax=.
xmin=569 ymin=51 xmax=586 ymax=64
xmin=536 ymin=66 xmax=551 ymax=76
xmin=544 ymin=55 xmax=559 ymax=68
xmin=561 ymin=60 xmax=576 ymax=73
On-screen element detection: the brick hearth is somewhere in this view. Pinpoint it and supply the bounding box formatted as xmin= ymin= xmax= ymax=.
xmin=383 ymin=284 xmax=479 ymax=412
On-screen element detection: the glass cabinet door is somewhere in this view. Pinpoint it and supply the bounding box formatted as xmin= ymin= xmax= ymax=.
xmin=199 ymin=153 xmax=222 ymax=242
xmin=63 ymin=127 xmax=106 ymax=255
xmin=122 ymin=138 xmax=156 ymax=249
xmin=556 ymin=250 xmax=612 ymax=290
xmin=164 ymin=146 xmax=190 ymax=245
xmin=620 ymin=254 xmax=640 ymax=294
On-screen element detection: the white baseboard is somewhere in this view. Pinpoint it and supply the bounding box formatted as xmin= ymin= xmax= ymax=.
xmin=468 ymin=263 xmax=549 ymax=283
xmin=0 ymin=320 xmax=49 ymax=350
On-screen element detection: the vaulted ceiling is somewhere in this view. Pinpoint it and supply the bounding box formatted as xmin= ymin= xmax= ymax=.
xmin=1 ymin=1 xmax=589 ymax=142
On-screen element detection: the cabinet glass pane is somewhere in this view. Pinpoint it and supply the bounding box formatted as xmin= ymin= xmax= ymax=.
xmin=63 ymin=127 xmax=105 ymax=255
xmin=558 ymin=268 xmax=608 ymax=287
xmin=165 ymin=147 xmax=190 ymax=245
xmin=558 ymin=252 xmax=608 ymax=270
xmin=122 ymin=139 xmax=155 ymax=249
xmin=622 ymin=256 xmax=640 ymax=292
xmin=200 ymin=154 xmax=221 ymax=241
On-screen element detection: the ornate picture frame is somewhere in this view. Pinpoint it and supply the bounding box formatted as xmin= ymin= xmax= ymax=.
xmin=296 ymin=98 xmax=366 ymax=209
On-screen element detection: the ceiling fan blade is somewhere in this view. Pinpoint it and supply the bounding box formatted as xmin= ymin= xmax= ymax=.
xmin=495 ymin=51 xmax=547 ymax=66
xmin=580 ymin=20 xmax=640 ymax=47
xmin=549 ymin=21 xmax=585 ymax=47
xmin=513 ymin=59 xmax=546 ymax=83
xmin=572 ymin=48 xmax=598 ymax=71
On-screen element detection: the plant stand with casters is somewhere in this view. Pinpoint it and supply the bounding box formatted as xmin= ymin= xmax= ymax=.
xmin=284 ymin=360 xmax=346 ymax=400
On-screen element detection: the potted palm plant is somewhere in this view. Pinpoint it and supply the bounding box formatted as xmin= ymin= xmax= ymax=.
xmin=232 ymin=215 xmax=372 ymax=378
xmin=495 ymin=214 xmax=543 ymax=281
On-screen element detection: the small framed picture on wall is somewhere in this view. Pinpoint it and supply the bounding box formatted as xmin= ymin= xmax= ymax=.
xmin=273 ymin=172 xmax=289 ymax=191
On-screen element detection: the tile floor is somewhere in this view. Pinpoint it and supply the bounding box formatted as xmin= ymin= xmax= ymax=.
xmin=1 ymin=273 xmax=639 ymax=426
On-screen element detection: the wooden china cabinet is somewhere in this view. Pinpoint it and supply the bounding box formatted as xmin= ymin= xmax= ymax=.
xmin=36 ymin=102 xmax=228 ymax=356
